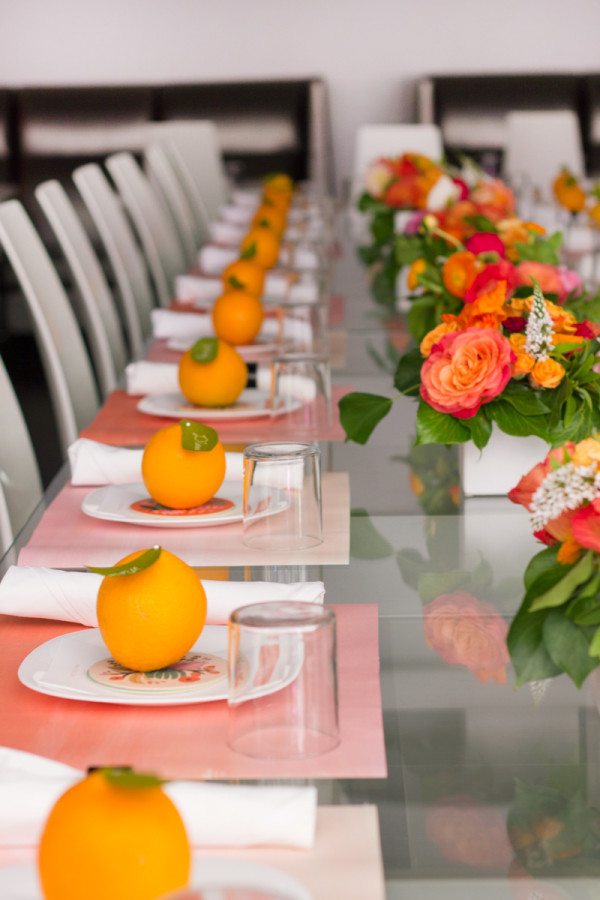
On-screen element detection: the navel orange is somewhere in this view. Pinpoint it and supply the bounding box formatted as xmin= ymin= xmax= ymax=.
xmin=251 ymin=204 xmax=287 ymax=236
xmin=212 ymin=289 xmax=264 ymax=345
xmin=39 ymin=768 xmax=190 ymax=900
xmin=142 ymin=420 xmax=226 ymax=509
xmin=178 ymin=337 xmax=247 ymax=407
xmin=222 ymin=258 xmax=266 ymax=297
xmin=240 ymin=227 xmax=280 ymax=269
xmin=96 ymin=546 xmax=207 ymax=672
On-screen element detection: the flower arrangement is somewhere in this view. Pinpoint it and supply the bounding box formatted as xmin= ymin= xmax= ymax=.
xmin=340 ymin=280 xmax=600 ymax=448
xmin=507 ymin=434 xmax=600 ymax=687
xmin=359 ymin=153 xmax=448 ymax=212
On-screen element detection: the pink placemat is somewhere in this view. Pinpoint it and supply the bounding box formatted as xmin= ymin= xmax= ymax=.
xmin=18 ymin=473 xmax=350 ymax=568
xmin=168 ymin=292 xmax=345 ymax=327
xmin=0 ymin=604 xmax=385 ymax=779
xmin=0 ymin=806 xmax=385 ymax=900
xmin=79 ymin=385 xmax=351 ymax=446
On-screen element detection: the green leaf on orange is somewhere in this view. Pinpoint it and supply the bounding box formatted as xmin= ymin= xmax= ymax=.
xmin=100 ymin=767 xmax=165 ymax=790
xmin=241 ymin=241 xmax=257 ymax=260
xmin=180 ymin=420 xmax=219 ymax=452
xmin=190 ymin=337 xmax=219 ymax=363
xmin=87 ymin=546 xmax=161 ymax=577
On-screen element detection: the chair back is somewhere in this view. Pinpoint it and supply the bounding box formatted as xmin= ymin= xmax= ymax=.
xmin=73 ymin=162 xmax=153 ymax=351
xmin=105 ymin=151 xmax=187 ymax=307
xmin=144 ymin=142 xmax=199 ymax=264
xmin=0 ymin=353 xmax=43 ymax=551
xmin=35 ymin=180 xmax=128 ymax=394
xmin=0 ymin=200 xmax=100 ymax=456
xmin=504 ymin=110 xmax=585 ymax=202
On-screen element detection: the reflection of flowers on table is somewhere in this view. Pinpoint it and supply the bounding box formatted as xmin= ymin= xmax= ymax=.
xmin=425 ymin=793 xmax=512 ymax=868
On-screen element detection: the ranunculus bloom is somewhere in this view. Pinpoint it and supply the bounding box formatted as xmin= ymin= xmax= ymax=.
xmin=426 ymin=794 xmax=513 ymax=868
xmin=530 ymin=358 xmax=565 ymax=389
xmin=383 ymin=178 xmax=420 ymax=208
xmin=516 ymin=261 xmax=563 ymax=297
xmin=465 ymin=232 xmax=506 ymax=258
xmin=442 ymin=251 xmax=481 ymax=298
xmin=458 ymin=281 xmax=507 ymax=329
xmin=420 ymin=327 xmax=514 ymax=418
xmin=464 ymin=259 xmax=518 ymax=303
xmin=407 ymin=258 xmax=426 ymax=291
xmin=470 ymin=178 xmax=516 ymax=219
xmin=571 ymin=498 xmax=600 ymax=552
xmin=452 ymin=177 xmax=470 ymax=200
xmin=557 ymin=265 xmax=583 ymax=301
xmin=575 ymin=320 xmax=600 ymax=340
xmin=423 ymin=591 xmax=510 ymax=684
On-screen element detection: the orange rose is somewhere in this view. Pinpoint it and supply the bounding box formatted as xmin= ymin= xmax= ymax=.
xmin=423 ymin=591 xmax=510 ymax=684
xmin=442 ymin=251 xmax=481 ymax=298
xmin=420 ymin=327 xmax=515 ymax=418
xmin=571 ymin=437 xmax=600 ymax=468
xmin=530 ymin=358 xmax=565 ymax=389
xmin=407 ymin=258 xmax=426 ymax=291
xmin=508 ymin=444 xmax=575 ymax=510
xmin=420 ymin=320 xmax=461 ymax=357
xmin=512 ymin=352 xmax=535 ymax=376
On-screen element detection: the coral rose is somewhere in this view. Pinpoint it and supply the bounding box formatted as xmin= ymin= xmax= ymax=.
xmin=420 ymin=327 xmax=514 ymax=418
xmin=423 ymin=591 xmax=510 ymax=684
xmin=465 ymin=232 xmax=506 ymax=258
xmin=516 ymin=261 xmax=562 ymax=297
xmin=530 ymin=358 xmax=565 ymax=389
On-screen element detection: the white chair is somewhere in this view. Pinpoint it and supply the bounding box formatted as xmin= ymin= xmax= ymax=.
xmin=0 ymin=200 xmax=100 ymax=457
xmin=144 ymin=141 xmax=200 ymax=265
xmin=0 ymin=353 xmax=43 ymax=554
xmin=72 ymin=162 xmax=154 ymax=352
xmin=151 ymin=121 xmax=228 ymax=224
xmin=105 ymin=151 xmax=187 ymax=307
xmin=35 ymin=180 xmax=129 ymax=393
xmin=351 ymin=124 xmax=444 ymax=199
xmin=504 ymin=110 xmax=585 ymax=202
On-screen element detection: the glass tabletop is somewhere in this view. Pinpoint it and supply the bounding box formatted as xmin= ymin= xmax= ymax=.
xmin=2 ymin=222 xmax=599 ymax=898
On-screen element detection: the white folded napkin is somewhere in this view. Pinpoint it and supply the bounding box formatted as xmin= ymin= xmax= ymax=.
xmin=125 ymin=361 xmax=181 ymax=395
xmin=0 ymin=566 xmax=325 ymax=627
xmin=68 ymin=439 xmax=245 ymax=485
xmin=0 ymin=748 xmax=316 ymax=849
xmin=210 ymin=220 xmax=245 ymax=246
xmin=175 ymin=274 xmax=223 ymax=304
xmin=221 ymin=203 xmax=254 ymax=226
xmin=231 ymin=188 xmax=261 ymax=208
xmin=256 ymin=367 xmax=317 ymax=401
xmin=278 ymin=244 xmax=321 ymax=271
xmin=197 ymin=245 xmax=239 ymax=275
xmin=152 ymin=308 xmax=313 ymax=345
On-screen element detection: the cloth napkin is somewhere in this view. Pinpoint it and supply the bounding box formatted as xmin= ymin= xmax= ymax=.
xmin=175 ymin=272 xmax=319 ymax=304
xmin=211 ymin=221 xmax=325 ymax=248
xmin=125 ymin=361 xmax=181 ymax=395
xmin=68 ymin=439 xmax=245 ymax=485
xmin=198 ymin=244 xmax=320 ymax=275
xmin=0 ymin=748 xmax=316 ymax=849
xmin=0 ymin=566 xmax=325 ymax=627
xmin=152 ymin=309 xmax=313 ymax=345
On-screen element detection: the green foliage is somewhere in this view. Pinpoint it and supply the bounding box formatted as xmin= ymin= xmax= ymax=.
xmin=513 ymin=231 xmax=562 ymax=265
xmin=180 ymin=420 xmax=219 ymax=452
xmin=190 ymin=337 xmax=219 ymax=363
xmin=87 ymin=546 xmax=161 ymax=577
xmin=338 ymin=392 xmax=393 ymax=444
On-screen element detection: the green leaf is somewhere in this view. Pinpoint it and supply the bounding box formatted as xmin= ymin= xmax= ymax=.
xmin=350 ymin=511 xmax=395 ymax=559
xmin=543 ymin=607 xmax=599 ymax=687
xmin=227 ymin=274 xmax=245 ymax=289
xmin=393 ymin=349 xmax=423 ymax=396
xmin=370 ymin=268 xmax=397 ymax=307
xmin=395 ymin=234 xmax=425 ymax=266
xmin=370 ymin=211 xmax=395 ymax=245
xmin=465 ymin=412 xmax=492 ymax=450
xmin=339 ymin=392 xmax=393 ymax=444
xmin=190 ymin=337 xmax=219 ymax=363
xmin=241 ymin=241 xmax=257 ymax=260
xmin=529 ymin=551 xmax=594 ymax=612
xmin=500 ymin=382 xmax=550 ymax=417
xmin=396 ymin=548 xmax=429 ymax=589
xmin=487 ymin=398 xmax=549 ymax=439
xmin=407 ymin=297 xmax=438 ymax=343
xmin=589 ymin=626 xmax=600 ymax=657
xmin=87 ymin=546 xmax=161 ymax=577
xmin=507 ymin=602 xmax=562 ymax=686
xmin=357 ymin=193 xmax=389 ymax=214
xmin=566 ymin=582 xmax=600 ymax=625
xmin=99 ymin=767 xmax=164 ymax=790
xmin=357 ymin=244 xmax=382 ymax=266
xmin=418 ymin=569 xmax=471 ymax=604
xmin=415 ymin=400 xmax=472 ymax=446
xmin=180 ymin=420 xmax=219 ymax=452
xmin=524 ymin=545 xmax=561 ymax=591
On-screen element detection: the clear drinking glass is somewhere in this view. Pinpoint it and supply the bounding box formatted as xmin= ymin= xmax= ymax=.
xmin=271 ymin=352 xmax=332 ymax=433
xmin=243 ymin=442 xmax=322 ymax=551
xmin=227 ymin=601 xmax=339 ymax=759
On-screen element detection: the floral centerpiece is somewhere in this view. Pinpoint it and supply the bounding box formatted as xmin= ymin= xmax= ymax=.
xmin=507 ymin=434 xmax=600 ymax=687
xmin=340 ymin=280 xmax=600 ymax=448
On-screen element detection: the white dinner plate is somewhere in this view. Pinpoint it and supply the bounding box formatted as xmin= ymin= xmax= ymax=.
xmin=137 ymin=389 xmax=301 ymax=421
xmin=167 ymin=336 xmax=280 ymax=357
xmin=81 ymin=481 xmax=251 ymax=528
xmin=18 ymin=627 xmax=231 ymax=706
xmin=0 ymin=858 xmax=311 ymax=900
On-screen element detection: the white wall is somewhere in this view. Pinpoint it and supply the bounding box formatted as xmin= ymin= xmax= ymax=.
xmin=2 ymin=0 xmax=600 ymax=184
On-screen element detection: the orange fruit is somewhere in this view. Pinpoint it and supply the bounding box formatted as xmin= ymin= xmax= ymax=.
xmin=251 ymin=204 xmax=287 ymax=236
xmin=222 ymin=258 xmax=266 ymax=297
xmin=552 ymin=169 xmax=586 ymax=213
xmin=262 ymin=188 xmax=291 ymax=213
xmin=212 ymin=289 xmax=264 ymax=345
xmin=97 ymin=547 xmax=207 ymax=671
xmin=178 ymin=337 xmax=247 ymax=407
xmin=39 ymin=768 xmax=190 ymax=900
xmin=240 ymin=227 xmax=280 ymax=269
xmin=263 ymin=173 xmax=295 ymax=195
xmin=142 ymin=421 xmax=226 ymax=508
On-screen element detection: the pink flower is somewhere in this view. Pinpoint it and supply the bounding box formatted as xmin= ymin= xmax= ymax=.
xmin=452 ymin=177 xmax=470 ymax=200
xmin=557 ymin=264 xmax=583 ymax=301
xmin=465 ymin=232 xmax=506 ymax=258
xmin=464 ymin=259 xmax=518 ymax=303
xmin=423 ymin=591 xmax=510 ymax=684
xmin=516 ymin=261 xmax=562 ymax=297
xmin=420 ymin=327 xmax=514 ymax=419
xmin=404 ymin=209 xmax=426 ymax=234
